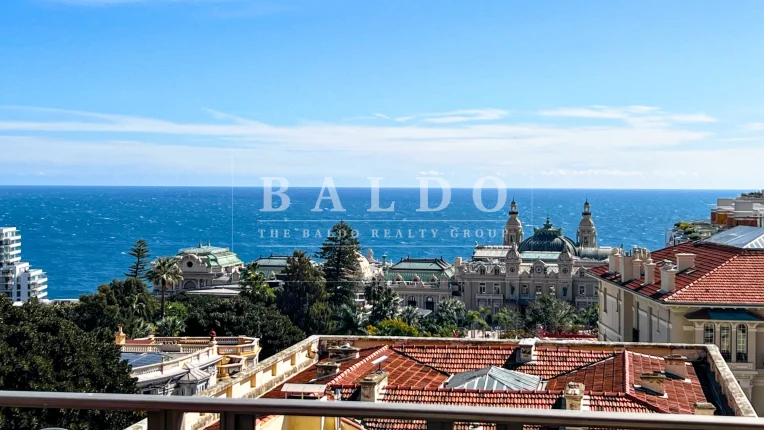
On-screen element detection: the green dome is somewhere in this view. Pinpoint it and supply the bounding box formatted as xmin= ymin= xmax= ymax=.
xmin=518 ymin=217 xmax=579 ymax=255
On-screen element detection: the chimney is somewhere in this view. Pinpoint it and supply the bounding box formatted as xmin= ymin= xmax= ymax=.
xmin=454 ymin=257 xmax=462 ymax=268
xmin=315 ymin=361 xmax=341 ymax=380
xmin=609 ymin=249 xmax=622 ymax=273
xmin=328 ymin=344 xmax=361 ymax=362
xmin=639 ymin=372 xmax=666 ymax=396
xmin=359 ymin=370 xmax=389 ymax=402
xmin=676 ymin=253 xmax=696 ymax=272
xmin=632 ymin=258 xmax=643 ymax=280
xmin=517 ymin=338 xmax=537 ymax=364
xmin=694 ymin=402 xmax=717 ymax=416
xmin=643 ymin=259 xmax=657 ymax=285
xmin=619 ymin=251 xmax=635 ymax=282
xmin=563 ymin=382 xmax=586 ymax=411
xmin=660 ymin=264 xmax=678 ymax=293
xmin=664 ymin=355 xmax=688 ymax=380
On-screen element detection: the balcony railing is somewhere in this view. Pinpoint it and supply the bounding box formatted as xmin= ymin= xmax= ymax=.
xmin=0 ymin=391 xmax=762 ymax=430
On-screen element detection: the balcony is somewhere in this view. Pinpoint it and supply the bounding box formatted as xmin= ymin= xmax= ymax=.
xmin=0 ymin=391 xmax=761 ymax=430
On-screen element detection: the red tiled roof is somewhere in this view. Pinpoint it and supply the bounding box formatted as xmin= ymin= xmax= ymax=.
xmin=392 ymin=345 xmax=516 ymax=373
xmin=548 ymin=352 xmax=707 ymax=415
xmin=513 ymin=347 xmax=615 ymax=379
xmin=381 ymin=387 xmax=561 ymax=408
xmin=262 ymin=346 xmax=448 ymax=400
xmin=589 ymin=241 xmax=764 ymax=304
xmin=260 ymin=346 xmax=387 ymax=399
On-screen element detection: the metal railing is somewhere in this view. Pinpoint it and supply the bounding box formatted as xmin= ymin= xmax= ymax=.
xmin=1 ymin=391 xmax=763 ymax=430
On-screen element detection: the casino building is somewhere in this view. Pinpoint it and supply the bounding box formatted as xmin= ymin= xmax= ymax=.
xmin=453 ymin=200 xmax=612 ymax=313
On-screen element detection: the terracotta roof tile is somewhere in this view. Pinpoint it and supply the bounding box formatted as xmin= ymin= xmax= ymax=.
xmin=590 ymin=242 xmax=764 ymax=305
xmin=392 ymin=345 xmax=516 ymax=374
xmin=511 ymin=347 xmax=616 ymax=379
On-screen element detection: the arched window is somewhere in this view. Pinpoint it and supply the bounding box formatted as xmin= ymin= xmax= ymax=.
xmin=703 ymin=323 xmax=715 ymax=344
xmin=478 ymin=266 xmax=487 ymax=275
xmin=425 ymin=296 xmax=435 ymax=311
xmin=720 ymin=323 xmax=732 ymax=361
xmin=737 ymin=324 xmax=748 ymax=362
xmin=407 ymin=296 xmax=417 ymax=307
xmin=494 ymin=266 xmax=501 ymax=276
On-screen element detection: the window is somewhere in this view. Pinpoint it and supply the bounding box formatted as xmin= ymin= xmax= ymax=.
xmin=535 ymin=286 xmax=542 ymax=296
xmin=425 ymin=296 xmax=435 ymax=311
xmin=549 ymin=285 xmax=556 ymax=295
xmin=494 ymin=266 xmax=501 ymax=275
xmin=579 ymin=286 xmax=586 ymax=296
xmin=594 ymin=287 xmax=599 ymax=296
xmin=720 ymin=324 xmax=732 ymax=361
xmin=521 ymin=285 xmax=529 ymax=296
xmin=737 ymin=324 xmax=748 ymax=362
xmin=478 ymin=266 xmax=487 ymax=275
xmin=510 ymin=285 xmax=516 ymax=295
xmin=479 ymin=283 xmax=486 ymax=294
xmin=493 ymin=284 xmax=501 ymax=294
xmin=703 ymin=323 xmax=715 ymax=345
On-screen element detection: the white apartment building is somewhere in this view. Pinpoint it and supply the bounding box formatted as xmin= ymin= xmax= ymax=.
xmin=589 ymin=226 xmax=764 ymax=413
xmin=0 ymin=227 xmax=48 ymax=302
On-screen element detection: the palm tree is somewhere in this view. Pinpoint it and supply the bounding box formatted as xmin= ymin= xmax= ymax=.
xmin=335 ymin=304 xmax=368 ymax=335
xmin=465 ymin=309 xmax=488 ymax=337
xmin=127 ymin=319 xmax=155 ymax=339
xmin=436 ymin=298 xmax=465 ymax=325
xmin=156 ymin=316 xmax=186 ymax=337
xmin=495 ymin=307 xmax=520 ymax=337
xmin=399 ymin=306 xmax=421 ymax=327
xmin=146 ymin=257 xmax=183 ymax=319
xmin=369 ymin=287 xmax=400 ymax=325
xmin=239 ymin=262 xmax=275 ymax=305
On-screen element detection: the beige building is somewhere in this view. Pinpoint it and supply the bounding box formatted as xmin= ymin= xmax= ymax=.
xmin=155 ymin=242 xmax=245 ymax=296
xmin=589 ymin=226 xmax=764 ymax=413
xmin=454 ymin=200 xmax=610 ymax=314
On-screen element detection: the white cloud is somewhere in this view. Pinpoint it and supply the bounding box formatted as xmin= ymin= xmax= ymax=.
xmin=744 ymin=122 xmax=764 ymax=131
xmin=0 ymin=104 xmax=757 ymax=188
xmin=539 ymin=106 xmax=716 ymax=128
xmin=367 ymin=109 xmax=508 ymax=124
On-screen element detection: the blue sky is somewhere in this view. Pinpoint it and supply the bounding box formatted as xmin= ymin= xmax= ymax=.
xmin=1 ymin=0 xmax=763 ymax=188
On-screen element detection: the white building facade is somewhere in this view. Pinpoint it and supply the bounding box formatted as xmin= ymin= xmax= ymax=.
xmin=0 ymin=227 xmax=48 ymax=302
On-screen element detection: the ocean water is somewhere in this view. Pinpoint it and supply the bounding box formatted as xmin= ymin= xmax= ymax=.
xmin=0 ymin=186 xmax=739 ymax=299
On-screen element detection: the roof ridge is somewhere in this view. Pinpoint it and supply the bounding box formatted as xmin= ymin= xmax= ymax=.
xmin=327 ymin=345 xmax=390 ymax=385
xmin=664 ymin=254 xmax=741 ymax=301
xmin=624 ymin=351 xmax=634 ymax=395
xmin=383 ymin=385 xmax=563 ymax=395
xmin=390 ymin=346 xmax=457 ymax=377
xmin=545 ymin=352 xmax=618 ymax=380
xmin=624 ymin=392 xmax=671 ymax=414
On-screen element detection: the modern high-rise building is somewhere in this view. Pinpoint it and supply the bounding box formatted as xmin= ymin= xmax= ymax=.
xmin=0 ymin=227 xmax=48 ymax=302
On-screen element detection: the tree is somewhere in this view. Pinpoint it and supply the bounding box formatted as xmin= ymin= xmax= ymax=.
xmin=369 ymin=287 xmax=399 ymax=326
xmin=308 ymin=301 xmax=338 ymax=334
xmin=125 ymin=239 xmax=151 ymax=279
xmin=494 ymin=307 xmax=520 ymax=335
xmin=436 ymin=298 xmax=465 ymax=325
xmin=156 ymin=316 xmax=186 ymax=336
xmin=0 ymin=297 xmax=141 ymax=430
xmin=525 ymin=294 xmax=576 ymax=335
xmin=335 ymin=304 xmax=368 ymax=335
xmin=399 ymin=306 xmax=421 ymax=327
xmin=174 ymin=294 xmax=305 ymax=359
xmin=277 ymin=250 xmax=330 ymax=334
xmin=315 ymin=220 xmax=361 ymax=309
xmin=364 ymin=276 xmax=386 ymax=307
xmin=576 ymin=303 xmax=599 ymax=328
xmin=368 ymin=319 xmax=419 ymax=337
xmin=62 ymin=278 xmax=158 ymax=341
xmin=146 ymin=257 xmax=183 ymax=319
xmin=239 ymin=262 xmax=275 ymax=306
xmin=465 ymin=308 xmax=489 ymax=335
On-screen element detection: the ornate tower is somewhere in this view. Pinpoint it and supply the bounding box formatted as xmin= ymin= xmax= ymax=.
xmin=503 ymin=198 xmax=524 ymax=246
xmin=576 ymin=199 xmax=597 ymax=248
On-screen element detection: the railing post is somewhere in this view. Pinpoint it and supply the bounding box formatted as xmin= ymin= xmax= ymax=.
xmin=426 ymin=420 xmax=454 ymax=430
xmin=147 ymin=410 xmax=184 ymax=430
xmin=219 ymin=412 xmax=256 ymax=430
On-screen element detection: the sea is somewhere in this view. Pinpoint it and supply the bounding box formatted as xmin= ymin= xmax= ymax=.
xmin=0 ymin=186 xmax=740 ymax=299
